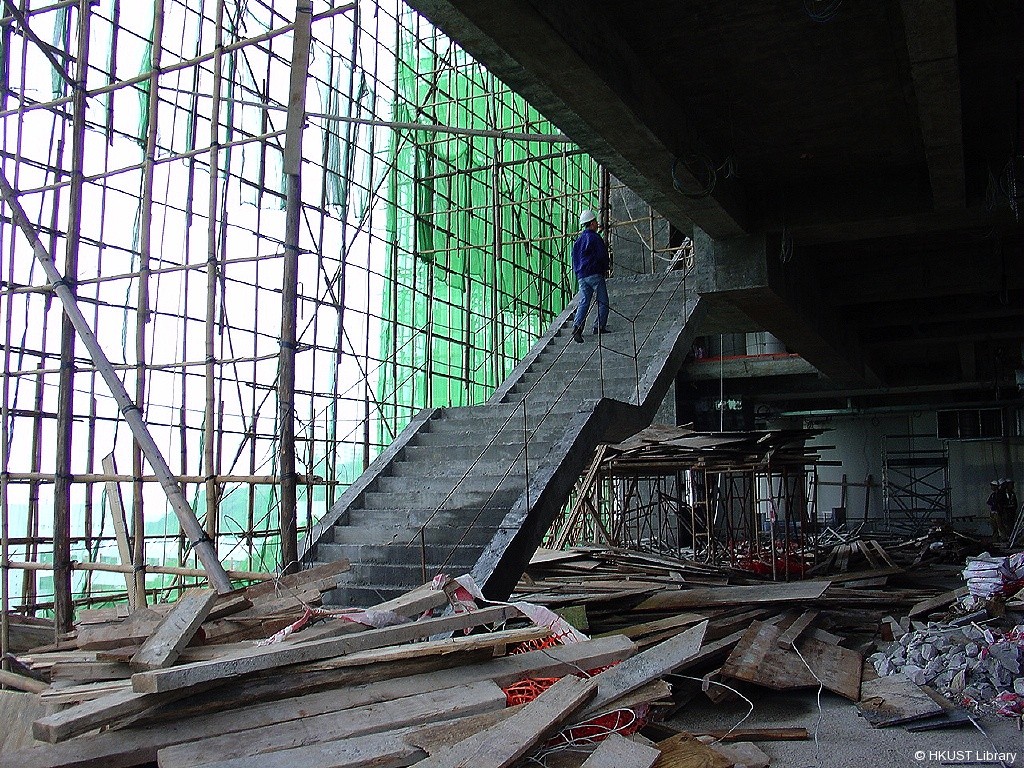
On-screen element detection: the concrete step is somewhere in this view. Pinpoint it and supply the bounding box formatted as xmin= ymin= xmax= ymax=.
xmin=321 ymin=584 xmax=407 ymax=607
xmin=388 ymin=452 xmax=533 ymax=478
xmin=317 ymin=541 xmax=486 ymax=570
xmin=373 ymin=471 xmax=524 ymax=496
xmin=330 ymin=520 xmax=497 ymax=546
xmin=501 ymin=376 xmax=641 ymax=405
xmin=361 ymin=485 xmax=521 ymax=511
xmin=401 ymin=440 xmax=552 ymax=465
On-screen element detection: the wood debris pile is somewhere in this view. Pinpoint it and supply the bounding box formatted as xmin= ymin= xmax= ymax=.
xmin=2 ymin=539 xmax=1016 ymax=767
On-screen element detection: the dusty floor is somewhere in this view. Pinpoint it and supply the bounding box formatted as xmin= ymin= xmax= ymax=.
xmin=671 ymin=687 xmax=1024 ymax=768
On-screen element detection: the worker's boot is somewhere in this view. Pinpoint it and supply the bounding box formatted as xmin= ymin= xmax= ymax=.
xmin=571 ymin=325 xmax=584 ymax=343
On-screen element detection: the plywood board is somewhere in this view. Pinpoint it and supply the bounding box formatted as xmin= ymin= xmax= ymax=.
xmin=720 ymin=620 xmax=862 ymax=700
xmin=857 ymin=674 xmax=944 ymax=727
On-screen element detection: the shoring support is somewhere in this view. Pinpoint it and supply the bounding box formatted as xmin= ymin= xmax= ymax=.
xmin=0 ymin=171 xmax=235 ymax=595
xmin=277 ymin=0 xmax=313 ymax=574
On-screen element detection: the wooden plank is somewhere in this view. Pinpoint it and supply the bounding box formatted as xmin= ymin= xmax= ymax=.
xmin=776 ymin=610 xmax=819 ymax=649
xmin=39 ymin=680 xmax=131 ymax=704
xmin=595 ymin=613 xmax=705 ymax=642
xmin=580 ymin=733 xmax=661 ymax=768
xmin=157 ymin=680 xmax=508 ymax=768
xmin=694 ymin=727 xmax=809 ymax=742
xmin=137 ymin=627 xmax=548 ymax=725
xmin=130 ymin=588 xmax=217 ymax=671
xmin=101 ymin=453 xmax=139 ymax=610
xmin=857 ymin=674 xmax=945 ymax=727
xmin=49 ymin=662 xmax=133 ymax=682
xmin=0 ymin=690 xmax=60 ymax=753
xmin=196 ymin=729 xmax=426 ymax=768
xmin=635 ymin=581 xmax=828 ymax=612
xmin=908 ymin=586 xmax=968 ymax=618
xmin=856 ymin=540 xmax=880 ymax=569
xmin=132 ymin=604 xmax=520 ymax=693
xmin=409 ymin=674 xmax=597 ymax=768
xmin=0 ymin=667 xmax=50 ymax=693
xmin=583 ymin=620 xmax=707 ymax=716
xmin=720 ymin=620 xmax=862 ymax=700
xmin=196 ymin=709 xmax=518 ymax=768
xmin=33 ymin=686 xmax=194 ymax=743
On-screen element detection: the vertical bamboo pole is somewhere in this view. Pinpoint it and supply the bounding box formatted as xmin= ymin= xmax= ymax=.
xmin=133 ymin=0 xmax=165 ymax=609
xmin=52 ymin=0 xmax=93 ymax=632
xmin=278 ymin=1 xmax=313 ymax=573
xmin=0 ymin=9 xmax=11 ymax=661
xmin=204 ymin=0 xmax=226 ymax=553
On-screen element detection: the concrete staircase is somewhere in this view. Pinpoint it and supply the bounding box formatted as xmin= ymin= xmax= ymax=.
xmin=299 ymin=271 xmax=705 ymax=606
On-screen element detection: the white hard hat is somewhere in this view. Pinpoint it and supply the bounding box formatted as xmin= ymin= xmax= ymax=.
xmin=579 ymin=209 xmax=597 ymax=227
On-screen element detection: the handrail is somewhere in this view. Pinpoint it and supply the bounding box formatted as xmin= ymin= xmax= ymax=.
xmin=399 ymin=271 xmax=695 ymax=578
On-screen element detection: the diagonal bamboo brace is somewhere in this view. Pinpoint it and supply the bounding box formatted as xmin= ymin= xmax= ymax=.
xmin=0 ymin=170 xmax=234 ymax=594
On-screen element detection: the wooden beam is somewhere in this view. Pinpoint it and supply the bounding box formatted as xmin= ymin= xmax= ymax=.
xmin=32 ymin=686 xmax=191 ymax=743
xmin=0 ymin=668 xmax=50 ymax=694
xmin=101 ymin=454 xmax=138 ymax=611
xmin=131 ymin=604 xmax=522 ymax=694
xmin=410 ymin=674 xmax=597 ymax=768
xmin=582 ymin=620 xmax=707 ymax=716
xmin=130 ymin=589 xmax=217 ymax=671
xmin=776 ymin=610 xmax=818 ymax=650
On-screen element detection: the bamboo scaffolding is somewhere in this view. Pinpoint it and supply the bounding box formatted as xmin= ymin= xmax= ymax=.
xmin=0 ymin=170 xmax=234 ymax=595
xmin=0 ymin=0 xmax=599 ymax=625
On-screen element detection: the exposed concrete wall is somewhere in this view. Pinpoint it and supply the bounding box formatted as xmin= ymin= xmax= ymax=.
xmin=796 ymin=412 xmax=1021 ymax=536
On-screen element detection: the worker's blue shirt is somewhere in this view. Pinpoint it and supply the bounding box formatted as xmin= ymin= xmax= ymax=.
xmin=572 ymin=228 xmax=609 ymax=280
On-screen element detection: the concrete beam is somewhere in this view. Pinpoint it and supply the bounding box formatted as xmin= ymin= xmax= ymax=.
xmin=899 ymin=0 xmax=965 ymax=210
xmin=404 ymin=0 xmax=748 ymax=239
xmin=692 ymin=228 xmax=880 ymax=385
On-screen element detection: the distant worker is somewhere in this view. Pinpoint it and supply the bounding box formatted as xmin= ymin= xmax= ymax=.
xmin=570 ymin=209 xmax=611 ymax=344
xmin=1001 ymin=479 xmax=1018 ymax=540
xmin=988 ymin=479 xmax=1007 ymax=539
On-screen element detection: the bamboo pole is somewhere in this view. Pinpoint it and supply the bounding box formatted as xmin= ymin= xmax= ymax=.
xmin=5 ymin=560 xmax=273 ymax=582
xmin=204 ymin=0 xmax=226 ymax=555
xmin=52 ymin=0 xmax=93 ymax=632
xmin=0 ymin=172 xmax=234 ymax=594
xmin=278 ymin=0 xmax=313 ymax=574
xmin=133 ymin=0 xmax=164 ymax=611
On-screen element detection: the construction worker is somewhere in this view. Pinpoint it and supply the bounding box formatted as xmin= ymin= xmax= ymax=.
xmin=1000 ymin=479 xmax=1018 ymax=541
xmin=988 ymin=479 xmax=1007 ymax=539
xmin=570 ymin=209 xmax=611 ymax=343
